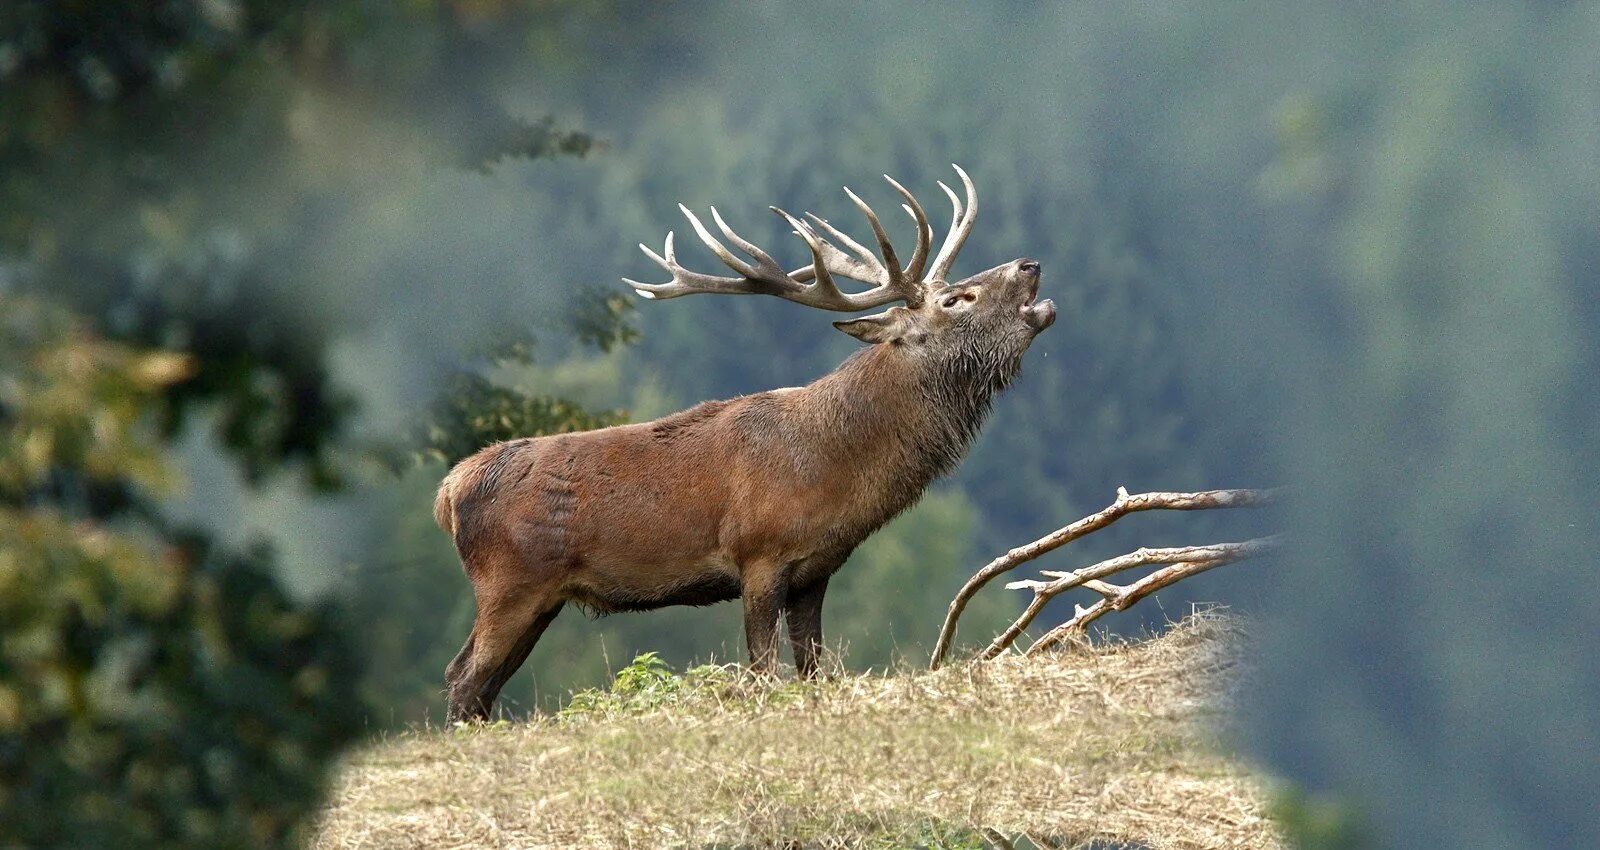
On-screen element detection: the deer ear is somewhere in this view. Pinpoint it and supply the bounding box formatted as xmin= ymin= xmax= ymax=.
xmin=833 ymin=308 xmax=911 ymax=344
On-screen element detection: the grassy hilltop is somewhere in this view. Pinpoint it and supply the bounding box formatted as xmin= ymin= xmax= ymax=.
xmin=313 ymin=614 xmax=1280 ymax=849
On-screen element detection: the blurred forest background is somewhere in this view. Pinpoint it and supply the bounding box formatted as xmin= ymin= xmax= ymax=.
xmin=2 ymin=1 xmax=1596 ymax=847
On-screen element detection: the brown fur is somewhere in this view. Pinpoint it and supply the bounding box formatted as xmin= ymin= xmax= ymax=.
xmin=438 ymin=260 xmax=1054 ymax=720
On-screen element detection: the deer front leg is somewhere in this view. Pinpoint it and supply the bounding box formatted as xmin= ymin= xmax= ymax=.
xmin=784 ymin=577 xmax=828 ymax=679
xmin=740 ymin=566 xmax=788 ymax=676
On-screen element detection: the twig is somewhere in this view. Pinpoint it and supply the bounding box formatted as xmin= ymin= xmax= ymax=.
xmin=1025 ymin=548 xmax=1261 ymax=655
xmin=1023 ymin=561 xmax=1223 ymax=656
xmin=928 ymin=487 xmax=1276 ymax=669
xmin=977 ymin=536 xmax=1282 ymax=661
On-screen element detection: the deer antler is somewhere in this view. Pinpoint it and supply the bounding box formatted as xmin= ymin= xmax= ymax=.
xmin=622 ymin=165 xmax=979 ymax=312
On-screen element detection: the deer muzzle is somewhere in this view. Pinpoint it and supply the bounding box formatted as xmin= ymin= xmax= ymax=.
xmin=1022 ymin=298 xmax=1056 ymax=331
xmin=1017 ymin=262 xmax=1055 ymax=331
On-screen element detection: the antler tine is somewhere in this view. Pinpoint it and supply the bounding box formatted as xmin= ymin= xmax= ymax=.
xmin=803 ymin=212 xmax=882 ymax=279
xmin=621 ymin=204 xmax=806 ymax=302
xmin=838 ymin=184 xmax=928 ymax=310
xmin=904 ymin=207 xmax=935 ymax=258
xmin=772 ymin=209 xmax=849 ymax=303
xmin=883 ymin=175 xmax=932 ymax=284
xmin=928 ymin=181 xmax=963 ymax=282
xmin=709 ymin=206 xmax=783 ymax=274
xmin=624 ymin=231 xmax=764 ymax=300
xmin=842 ymin=186 xmax=913 ymax=302
xmin=678 ymin=204 xmax=759 ymax=280
xmin=770 ymin=207 xmax=913 ymax=312
xmin=926 ymin=164 xmax=978 ymax=284
xmin=622 ymin=234 xmax=680 ymax=299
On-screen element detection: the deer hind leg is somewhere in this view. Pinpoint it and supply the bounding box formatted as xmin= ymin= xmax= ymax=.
xmin=446 ymin=581 xmax=565 ymax=723
xmin=444 ymin=632 xmax=475 ymax=692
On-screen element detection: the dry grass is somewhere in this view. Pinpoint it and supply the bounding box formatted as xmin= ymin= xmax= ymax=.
xmin=313 ymin=613 xmax=1281 ymax=849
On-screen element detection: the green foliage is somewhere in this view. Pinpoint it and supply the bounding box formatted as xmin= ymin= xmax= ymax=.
xmin=459 ymin=115 xmax=604 ymax=173
xmin=0 ymin=296 xmax=191 ymax=500
xmin=567 ymin=288 xmax=642 ymax=354
xmin=558 ymin=653 xmax=738 ymax=720
xmin=0 ymin=295 xmax=363 ymax=848
xmin=419 ymin=372 xmax=627 ymax=466
xmin=414 ymin=330 xmax=633 ymax=466
xmin=0 ymin=523 xmax=362 ymax=848
xmin=1270 ymin=787 xmax=1371 ymax=850
xmin=0 ymin=0 xmax=614 ymax=489
xmin=0 ymin=0 xmax=298 ymax=104
xmin=561 ymin=652 xmax=673 ymax=717
xmin=607 ymin=652 xmax=678 ymax=699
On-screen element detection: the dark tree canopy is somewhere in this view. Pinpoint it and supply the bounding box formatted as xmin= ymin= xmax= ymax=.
xmin=0 ymin=3 xmax=628 ymax=844
xmin=1 ymin=0 xmax=605 ymax=488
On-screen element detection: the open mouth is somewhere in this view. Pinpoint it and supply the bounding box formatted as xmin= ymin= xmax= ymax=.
xmin=1019 ymin=277 xmax=1054 ymax=330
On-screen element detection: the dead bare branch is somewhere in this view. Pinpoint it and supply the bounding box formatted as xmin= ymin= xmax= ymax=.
xmin=977 ymin=536 xmax=1283 ymax=661
xmin=1026 ymin=555 xmax=1247 ymax=655
xmin=929 ymin=487 xmax=1277 ymax=669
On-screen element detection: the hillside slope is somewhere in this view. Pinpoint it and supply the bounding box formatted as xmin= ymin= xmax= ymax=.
xmin=314 ymin=614 xmax=1281 ymax=849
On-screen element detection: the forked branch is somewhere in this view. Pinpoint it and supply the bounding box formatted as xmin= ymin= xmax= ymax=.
xmin=1026 ymin=554 xmax=1247 ymax=655
xmin=979 ymin=535 xmax=1283 ymax=661
xmin=928 ymin=487 xmax=1277 ymax=669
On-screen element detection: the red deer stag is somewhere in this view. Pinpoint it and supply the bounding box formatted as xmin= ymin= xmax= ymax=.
xmin=435 ymin=166 xmax=1055 ymax=720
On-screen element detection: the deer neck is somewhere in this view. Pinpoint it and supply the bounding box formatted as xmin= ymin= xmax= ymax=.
xmin=799 ymin=343 xmax=1003 ymax=491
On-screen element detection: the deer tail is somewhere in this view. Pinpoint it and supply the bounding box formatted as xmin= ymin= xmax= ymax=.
xmin=433 ymin=474 xmax=458 ymax=537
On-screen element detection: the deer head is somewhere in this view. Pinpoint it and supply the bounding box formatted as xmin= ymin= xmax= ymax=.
xmin=622 ymin=165 xmax=1056 ymax=368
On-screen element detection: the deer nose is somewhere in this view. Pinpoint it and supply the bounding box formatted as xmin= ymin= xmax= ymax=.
xmin=1018 ymin=260 xmax=1041 ymax=276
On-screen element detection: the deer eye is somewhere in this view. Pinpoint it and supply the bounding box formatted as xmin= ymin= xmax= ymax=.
xmin=942 ymin=290 xmax=978 ymax=308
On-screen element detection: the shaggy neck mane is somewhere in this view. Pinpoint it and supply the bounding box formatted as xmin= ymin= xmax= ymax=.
xmin=799 ymin=341 xmax=1018 ymax=491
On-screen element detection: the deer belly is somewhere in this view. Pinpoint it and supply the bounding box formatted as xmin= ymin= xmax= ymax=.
xmin=568 ymin=554 xmax=742 ymax=613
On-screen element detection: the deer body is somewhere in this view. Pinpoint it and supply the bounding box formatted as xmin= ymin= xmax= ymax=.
xmin=438 ymin=167 xmax=1055 ymax=720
